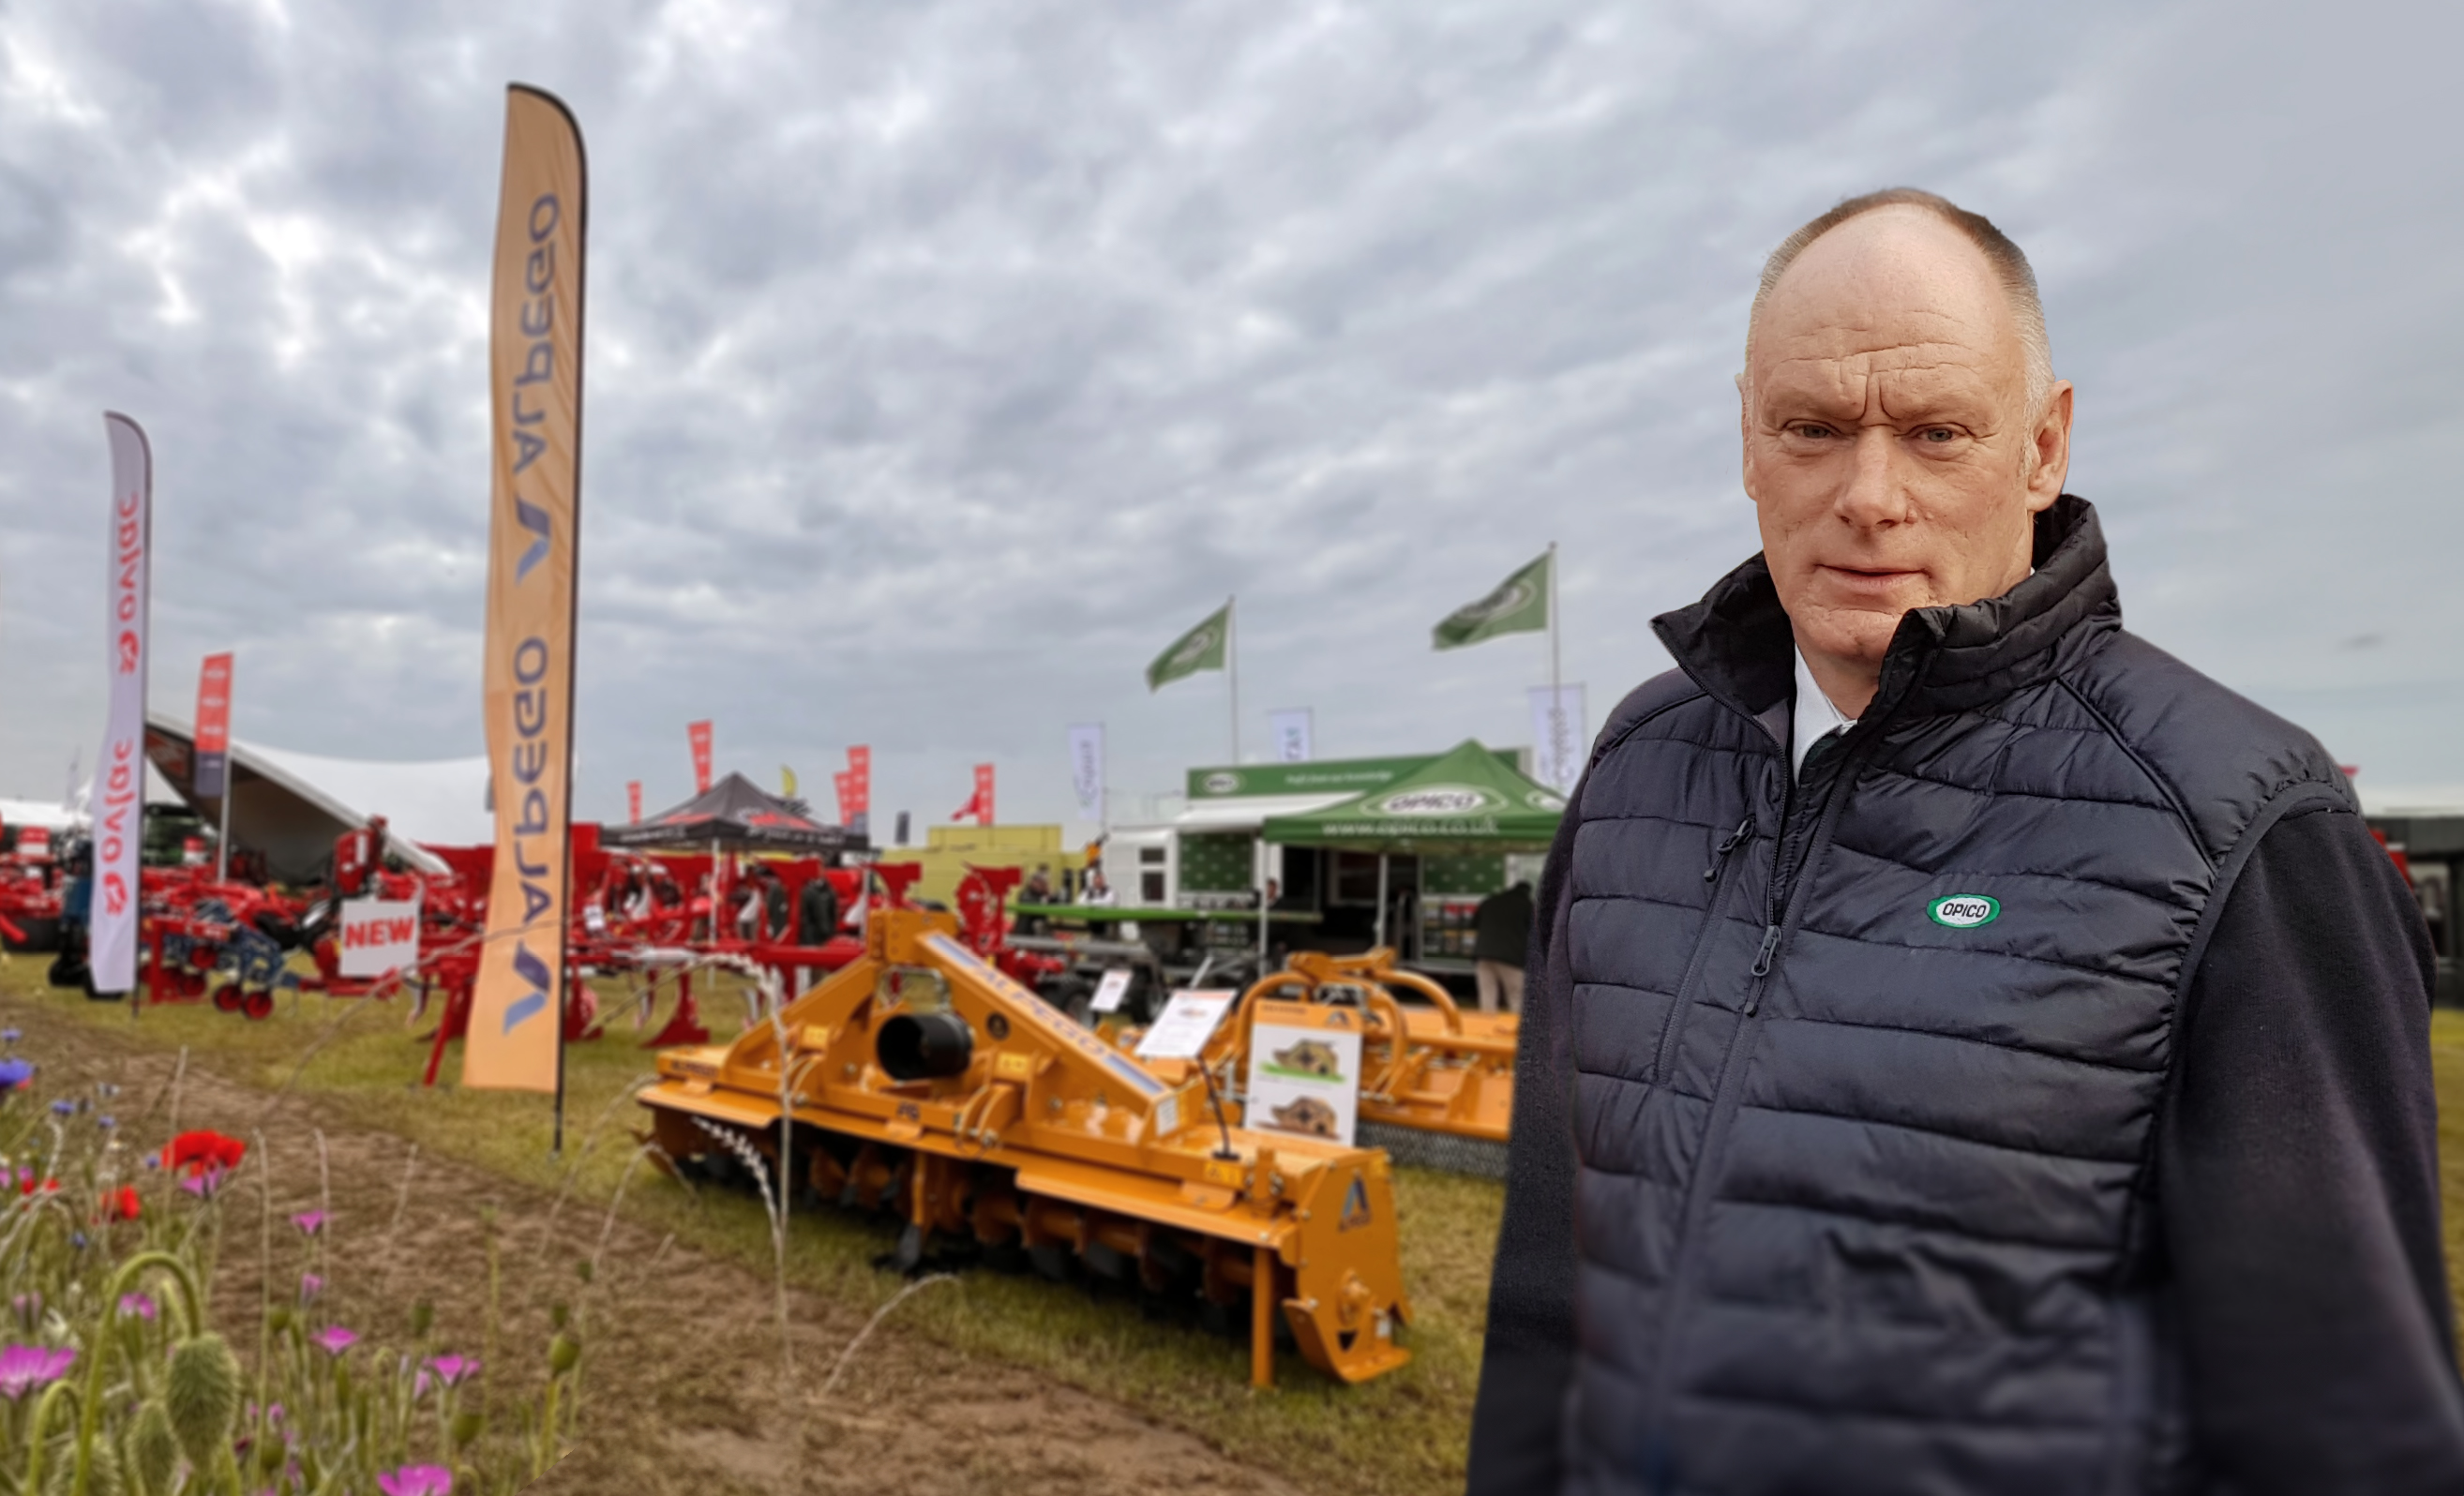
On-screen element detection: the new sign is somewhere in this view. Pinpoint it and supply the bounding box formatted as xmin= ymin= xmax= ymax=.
xmin=338 ymin=896 xmax=422 ymax=980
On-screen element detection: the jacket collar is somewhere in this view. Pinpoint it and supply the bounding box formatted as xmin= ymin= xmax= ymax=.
xmin=1650 ymin=494 xmax=2121 ymax=740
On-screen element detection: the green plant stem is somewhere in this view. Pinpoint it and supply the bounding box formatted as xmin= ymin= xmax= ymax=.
xmin=20 ymin=1377 xmax=82 ymax=1496
xmin=69 ymin=1250 xmax=204 ymax=1496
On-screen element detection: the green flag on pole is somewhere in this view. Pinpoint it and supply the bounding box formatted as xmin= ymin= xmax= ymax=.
xmin=1147 ymin=601 xmax=1231 ymax=691
xmin=1433 ymin=550 xmax=1551 ymax=651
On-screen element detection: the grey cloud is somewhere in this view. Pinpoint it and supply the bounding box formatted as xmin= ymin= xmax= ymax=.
xmin=1 ymin=0 xmax=2458 ymax=837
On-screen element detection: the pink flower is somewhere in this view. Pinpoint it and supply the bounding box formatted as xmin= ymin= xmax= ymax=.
xmin=309 ymin=1325 xmax=357 ymax=1357
xmin=0 ymin=1344 xmax=75 ymax=1401
xmin=377 ymin=1465 xmax=453 ymax=1496
xmin=289 ymin=1210 xmax=325 ymax=1236
xmin=414 ymin=1353 xmax=477 ymax=1399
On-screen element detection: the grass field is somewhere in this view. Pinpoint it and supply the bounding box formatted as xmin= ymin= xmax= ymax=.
xmin=0 ymin=963 xmax=1499 ymax=1496
xmin=7 ymin=959 xmax=2462 ymax=1496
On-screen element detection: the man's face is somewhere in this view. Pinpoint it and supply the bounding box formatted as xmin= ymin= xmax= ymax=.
xmin=1741 ymin=208 xmax=2072 ymax=688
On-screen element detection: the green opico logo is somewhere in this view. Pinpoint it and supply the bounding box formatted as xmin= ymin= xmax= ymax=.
xmin=1927 ymin=894 xmax=2001 ymax=929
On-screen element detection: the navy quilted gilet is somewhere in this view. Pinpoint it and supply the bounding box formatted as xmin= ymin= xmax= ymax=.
xmin=1562 ymin=496 xmax=2354 ymax=1494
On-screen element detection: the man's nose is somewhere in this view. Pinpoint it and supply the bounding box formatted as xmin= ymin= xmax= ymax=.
xmin=1835 ymin=426 xmax=1909 ymax=528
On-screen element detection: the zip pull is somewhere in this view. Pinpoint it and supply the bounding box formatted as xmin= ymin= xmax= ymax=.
xmin=1701 ymin=816 xmax=1754 ymax=881
xmin=1750 ymin=922 xmax=1782 ymax=977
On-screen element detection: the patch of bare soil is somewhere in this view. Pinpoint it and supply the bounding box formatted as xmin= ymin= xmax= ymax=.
xmin=2 ymin=998 xmax=1304 ymax=1496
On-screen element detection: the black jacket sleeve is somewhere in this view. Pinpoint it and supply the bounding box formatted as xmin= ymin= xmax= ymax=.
xmin=2163 ymin=800 xmax=2464 ymax=1491
xmin=1465 ymin=820 xmax=1581 ymax=1492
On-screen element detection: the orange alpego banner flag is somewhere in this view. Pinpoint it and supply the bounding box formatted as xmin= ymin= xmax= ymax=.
xmin=467 ymin=84 xmax=587 ymax=1095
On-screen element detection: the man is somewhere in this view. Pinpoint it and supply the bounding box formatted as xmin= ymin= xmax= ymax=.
xmin=1473 ymin=879 xmax=1534 ymax=1014
xmin=1469 ymin=189 xmax=2464 ymax=1494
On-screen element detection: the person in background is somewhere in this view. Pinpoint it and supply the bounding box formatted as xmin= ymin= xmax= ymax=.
xmin=1471 ymin=879 xmax=1533 ymax=1014
xmin=1021 ymin=862 xmax=1055 ymax=934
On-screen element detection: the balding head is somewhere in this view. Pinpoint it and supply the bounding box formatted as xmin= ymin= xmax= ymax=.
xmin=1746 ymin=188 xmax=2053 ymax=417
xmin=1738 ymin=189 xmax=2075 ymax=718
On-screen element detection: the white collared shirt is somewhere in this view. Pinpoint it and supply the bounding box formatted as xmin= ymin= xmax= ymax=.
xmin=1791 ymin=647 xmax=1856 ymax=782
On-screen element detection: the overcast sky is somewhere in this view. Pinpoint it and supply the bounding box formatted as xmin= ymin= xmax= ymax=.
xmin=2 ymin=0 xmax=2457 ymax=838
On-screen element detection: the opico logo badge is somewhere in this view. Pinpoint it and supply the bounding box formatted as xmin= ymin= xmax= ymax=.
xmin=1375 ymin=785 xmax=1497 ymax=816
xmin=1167 ymin=625 xmax=1220 ymax=671
xmin=1445 ymin=579 xmax=1532 ymax=629
xmin=1928 ymin=894 xmax=2001 ymax=929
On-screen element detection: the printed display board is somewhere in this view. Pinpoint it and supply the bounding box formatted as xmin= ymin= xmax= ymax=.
xmin=338 ymin=896 xmax=422 ymax=980
xmin=1089 ymin=967 xmax=1134 ymax=1014
xmin=1244 ymin=998 xmax=1365 ymax=1146
xmin=1134 ymin=989 xmax=1236 ymax=1062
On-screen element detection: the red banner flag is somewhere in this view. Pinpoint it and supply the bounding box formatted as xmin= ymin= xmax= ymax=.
xmin=688 ymin=720 xmax=713 ymax=794
xmin=950 ymin=763 xmax=995 ymax=826
xmin=193 ymin=652 xmax=233 ymax=798
xmin=468 ymin=84 xmax=588 ymax=1096
xmin=626 ymin=780 xmax=642 ymax=823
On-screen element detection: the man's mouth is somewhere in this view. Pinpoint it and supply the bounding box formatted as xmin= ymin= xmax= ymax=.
xmin=1817 ymin=564 xmax=1923 ymax=593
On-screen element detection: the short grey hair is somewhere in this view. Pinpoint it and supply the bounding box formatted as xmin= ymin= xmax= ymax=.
xmin=1745 ymin=187 xmax=2054 ymax=418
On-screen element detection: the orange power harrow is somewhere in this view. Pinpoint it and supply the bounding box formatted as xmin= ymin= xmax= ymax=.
xmin=638 ymin=905 xmax=1413 ymax=1387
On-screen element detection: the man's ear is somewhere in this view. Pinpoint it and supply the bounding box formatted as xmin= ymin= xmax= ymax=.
xmin=1737 ymin=372 xmax=1759 ymax=503
xmin=2026 ymin=381 xmax=2075 ymax=512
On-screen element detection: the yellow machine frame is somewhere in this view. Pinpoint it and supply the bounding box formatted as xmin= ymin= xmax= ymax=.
xmin=639 ymin=906 xmax=1413 ymax=1387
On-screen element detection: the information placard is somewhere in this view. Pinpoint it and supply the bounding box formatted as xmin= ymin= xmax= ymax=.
xmin=1089 ymin=967 xmax=1134 ymax=1015
xmin=1244 ymin=999 xmax=1365 ymax=1145
xmin=1134 ymin=989 xmax=1236 ymax=1062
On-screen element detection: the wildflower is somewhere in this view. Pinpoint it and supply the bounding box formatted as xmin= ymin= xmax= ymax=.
xmin=309 ymin=1325 xmax=357 ymax=1357
xmin=0 ymin=1344 xmax=76 ymax=1401
xmin=99 ymin=1185 xmax=142 ymax=1221
xmin=377 ymin=1465 xmax=454 ymax=1496
xmin=161 ymin=1130 xmax=246 ymax=1178
xmin=0 ymin=1057 xmax=31 ymax=1093
xmin=298 ymin=1274 xmax=324 ymax=1305
xmin=413 ymin=1353 xmax=477 ymax=1399
xmin=119 ymin=1293 xmax=158 ymax=1321
xmin=289 ymin=1210 xmax=326 ymax=1236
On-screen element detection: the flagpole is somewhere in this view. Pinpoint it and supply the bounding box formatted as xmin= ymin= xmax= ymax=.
xmin=1547 ymin=541 xmax=1564 ymax=789
xmin=1226 ymin=594 xmax=1240 ymax=765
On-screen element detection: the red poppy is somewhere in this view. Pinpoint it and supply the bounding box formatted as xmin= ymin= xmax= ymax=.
xmin=98 ymin=1186 xmax=141 ymax=1221
xmin=162 ymin=1130 xmax=247 ymax=1177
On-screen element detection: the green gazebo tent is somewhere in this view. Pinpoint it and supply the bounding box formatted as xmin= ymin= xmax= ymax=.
xmin=1260 ymin=740 xmax=1565 ymax=950
xmin=1259 ymin=739 xmax=1566 ymax=854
